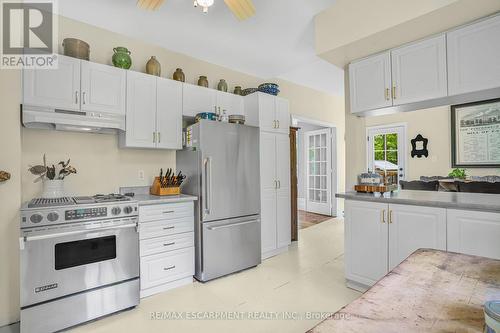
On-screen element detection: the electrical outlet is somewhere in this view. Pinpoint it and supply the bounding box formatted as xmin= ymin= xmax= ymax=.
xmin=138 ymin=170 xmax=145 ymax=181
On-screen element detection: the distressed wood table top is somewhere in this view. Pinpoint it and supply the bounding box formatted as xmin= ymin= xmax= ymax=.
xmin=308 ymin=249 xmax=500 ymax=333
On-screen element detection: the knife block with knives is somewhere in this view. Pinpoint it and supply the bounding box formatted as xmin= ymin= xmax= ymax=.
xmin=150 ymin=168 xmax=186 ymax=196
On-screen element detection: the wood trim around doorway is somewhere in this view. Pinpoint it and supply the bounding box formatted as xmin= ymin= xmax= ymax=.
xmin=290 ymin=126 xmax=299 ymax=241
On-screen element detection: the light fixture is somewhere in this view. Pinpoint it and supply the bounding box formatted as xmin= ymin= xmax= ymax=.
xmin=193 ymin=0 xmax=214 ymax=14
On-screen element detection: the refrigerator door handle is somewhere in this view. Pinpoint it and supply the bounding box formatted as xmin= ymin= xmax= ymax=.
xmin=207 ymin=219 xmax=259 ymax=230
xmin=204 ymin=157 xmax=212 ymax=216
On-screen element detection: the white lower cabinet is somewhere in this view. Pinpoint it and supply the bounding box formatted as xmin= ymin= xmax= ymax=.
xmin=345 ymin=201 xmax=446 ymax=290
xmin=447 ymin=209 xmax=500 ymax=260
xmin=388 ymin=204 xmax=446 ymax=270
xmin=345 ymin=200 xmax=388 ymax=288
xmin=139 ymin=201 xmax=195 ymax=298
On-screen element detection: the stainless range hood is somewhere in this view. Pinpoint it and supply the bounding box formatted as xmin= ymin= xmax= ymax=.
xmin=22 ymin=107 xmax=125 ymax=134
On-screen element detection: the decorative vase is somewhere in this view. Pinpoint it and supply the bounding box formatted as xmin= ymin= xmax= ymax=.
xmin=146 ymin=56 xmax=161 ymax=76
xmin=173 ymin=68 xmax=185 ymax=82
xmin=112 ymin=47 xmax=132 ymax=69
xmin=198 ymin=76 xmax=208 ymax=88
xmin=217 ymin=79 xmax=228 ymax=92
xmin=233 ymin=86 xmax=242 ymax=95
xmin=42 ymin=179 xmax=65 ymax=198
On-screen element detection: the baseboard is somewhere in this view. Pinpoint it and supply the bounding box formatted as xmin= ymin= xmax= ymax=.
xmin=298 ymin=198 xmax=305 ymax=210
xmin=261 ymin=246 xmax=289 ymax=260
xmin=345 ymin=279 xmax=369 ymax=293
xmin=140 ymin=276 xmax=193 ymax=298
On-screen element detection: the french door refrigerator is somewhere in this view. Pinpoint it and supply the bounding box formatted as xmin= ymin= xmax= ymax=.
xmin=177 ymin=120 xmax=261 ymax=282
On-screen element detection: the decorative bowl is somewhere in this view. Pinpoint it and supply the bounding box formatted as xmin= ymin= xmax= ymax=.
xmin=195 ymin=112 xmax=217 ymax=122
xmin=258 ymin=83 xmax=280 ymax=96
xmin=241 ymin=88 xmax=258 ymax=96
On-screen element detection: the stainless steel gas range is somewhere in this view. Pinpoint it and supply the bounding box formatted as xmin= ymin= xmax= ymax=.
xmin=20 ymin=194 xmax=140 ymax=333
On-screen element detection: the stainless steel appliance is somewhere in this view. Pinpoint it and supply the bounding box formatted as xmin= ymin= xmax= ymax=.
xmin=20 ymin=194 xmax=140 ymax=333
xmin=177 ymin=120 xmax=261 ymax=282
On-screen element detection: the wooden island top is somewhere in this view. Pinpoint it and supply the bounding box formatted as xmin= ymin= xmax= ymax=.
xmin=308 ymin=249 xmax=500 ymax=333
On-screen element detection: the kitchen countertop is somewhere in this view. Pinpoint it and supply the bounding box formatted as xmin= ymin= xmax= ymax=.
xmin=120 ymin=186 xmax=197 ymax=206
xmin=336 ymin=190 xmax=500 ymax=212
xmin=308 ymin=249 xmax=500 ymax=333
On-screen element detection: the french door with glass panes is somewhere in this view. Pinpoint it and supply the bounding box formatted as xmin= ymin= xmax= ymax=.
xmin=367 ymin=125 xmax=406 ymax=186
xmin=306 ymin=129 xmax=332 ymax=215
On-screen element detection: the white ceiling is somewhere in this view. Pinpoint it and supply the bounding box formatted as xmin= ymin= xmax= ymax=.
xmin=58 ymin=0 xmax=344 ymax=96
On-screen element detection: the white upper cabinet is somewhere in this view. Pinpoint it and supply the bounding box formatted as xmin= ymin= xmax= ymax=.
xmin=391 ymin=34 xmax=447 ymax=105
xmin=349 ymin=51 xmax=392 ymax=113
xmin=275 ymin=97 xmax=290 ymax=135
xmin=388 ymin=204 xmax=446 ymax=270
xmin=182 ymin=84 xmax=217 ymax=117
xmin=123 ymin=71 xmax=157 ymax=148
xmin=216 ymin=91 xmax=244 ymax=116
xmin=447 ymin=15 xmax=500 ymax=95
xmin=80 ymin=61 xmax=126 ymax=115
xmin=156 ymin=78 xmax=183 ymax=149
xmin=23 ymin=54 xmax=80 ymax=111
xmin=244 ymin=93 xmax=290 ymax=134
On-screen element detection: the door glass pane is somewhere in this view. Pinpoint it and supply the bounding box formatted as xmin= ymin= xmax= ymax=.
xmin=320 ymin=176 xmax=326 ymax=189
xmin=321 ymin=134 xmax=326 ymax=146
xmin=309 ymin=135 xmax=314 ymax=146
xmin=315 ymin=162 xmax=320 ymax=175
xmin=309 ymin=189 xmax=314 ymax=199
xmin=320 ymin=148 xmax=326 ymax=161
xmin=372 ymin=132 xmax=400 ymax=185
xmin=320 ymin=162 xmax=326 ymax=175
xmin=315 ymin=148 xmax=321 ymax=161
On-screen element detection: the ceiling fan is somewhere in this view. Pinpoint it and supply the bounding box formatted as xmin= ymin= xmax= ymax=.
xmin=136 ymin=0 xmax=256 ymax=20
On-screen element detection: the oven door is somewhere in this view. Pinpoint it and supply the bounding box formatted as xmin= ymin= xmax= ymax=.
xmin=20 ymin=222 xmax=139 ymax=307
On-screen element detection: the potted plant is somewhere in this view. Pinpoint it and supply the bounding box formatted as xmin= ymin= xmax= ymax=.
xmin=448 ymin=168 xmax=467 ymax=180
xmin=29 ymin=154 xmax=77 ymax=198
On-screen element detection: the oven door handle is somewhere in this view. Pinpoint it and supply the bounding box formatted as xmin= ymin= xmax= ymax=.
xmin=19 ymin=223 xmax=138 ymax=250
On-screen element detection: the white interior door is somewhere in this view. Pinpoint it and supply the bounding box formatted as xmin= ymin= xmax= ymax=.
xmin=367 ymin=125 xmax=406 ymax=185
xmin=305 ymin=129 xmax=332 ymax=216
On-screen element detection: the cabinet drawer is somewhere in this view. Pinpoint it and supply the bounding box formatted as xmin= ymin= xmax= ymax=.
xmin=140 ymin=232 xmax=194 ymax=257
xmin=140 ymin=247 xmax=194 ymax=290
xmin=139 ymin=217 xmax=194 ymax=240
xmin=139 ymin=202 xmax=193 ymax=222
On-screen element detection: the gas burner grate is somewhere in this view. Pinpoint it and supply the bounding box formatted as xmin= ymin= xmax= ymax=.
xmin=93 ymin=194 xmax=131 ymax=203
xmin=28 ymin=197 xmax=75 ymax=208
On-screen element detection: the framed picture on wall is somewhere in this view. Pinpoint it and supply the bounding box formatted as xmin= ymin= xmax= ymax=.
xmin=451 ymin=98 xmax=500 ymax=168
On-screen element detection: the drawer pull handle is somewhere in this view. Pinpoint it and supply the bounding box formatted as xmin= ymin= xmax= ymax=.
xmin=163 ymin=226 xmax=175 ymax=230
xmin=163 ymin=210 xmax=174 ymax=214
xmin=163 ymin=265 xmax=176 ymax=271
xmin=163 ymin=242 xmax=175 ymax=247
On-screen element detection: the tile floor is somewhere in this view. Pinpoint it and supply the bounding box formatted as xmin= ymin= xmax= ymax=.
xmin=72 ymin=218 xmax=360 ymax=333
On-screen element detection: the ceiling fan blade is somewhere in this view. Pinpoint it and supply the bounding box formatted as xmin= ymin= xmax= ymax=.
xmin=137 ymin=0 xmax=164 ymax=11
xmin=224 ymin=0 xmax=255 ymax=21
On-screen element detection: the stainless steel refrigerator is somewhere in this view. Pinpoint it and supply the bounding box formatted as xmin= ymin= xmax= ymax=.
xmin=177 ymin=120 xmax=261 ymax=282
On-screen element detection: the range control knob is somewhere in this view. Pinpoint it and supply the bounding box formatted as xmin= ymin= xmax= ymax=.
xmin=30 ymin=213 xmax=43 ymax=224
xmin=47 ymin=212 xmax=59 ymax=222
xmin=123 ymin=206 xmax=133 ymax=214
xmin=111 ymin=207 xmax=121 ymax=215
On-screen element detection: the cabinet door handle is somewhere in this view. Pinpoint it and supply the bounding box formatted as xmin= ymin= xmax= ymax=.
xmin=158 ymin=132 xmax=161 ymax=143
xmin=82 ymin=92 xmax=86 ymax=104
xmin=381 ymin=209 xmax=386 ymax=223
xmin=389 ymin=210 xmax=393 ymax=224
xmin=162 ymin=210 xmax=174 ymax=214
xmin=385 ymin=88 xmax=390 ymax=101
xmin=153 ymin=132 xmax=156 ymax=143
xmin=277 ymin=120 xmax=280 ymax=128
xmin=75 ymin=91 xmax=79 ymax=104
xmin=392 ymin=86 xmax=397 ymax=99
xmin=277 ymin=180 xmax=281 ymax=189
xmin=272 ymin=120 xmax=276 ymax=128
xmin=163 ymin=242 xmax=175 ymax=247
xmin=163 ymin=226 xmax=175 ymax=230
xmin=163 ymin=265 xmax=176 ymax=271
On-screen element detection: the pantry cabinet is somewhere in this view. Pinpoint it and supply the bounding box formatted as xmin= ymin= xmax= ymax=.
xmin=345 ymin=201 xmax=447 ymax=290
xmin=259 ymin=131 xmax=291 ymax=258
xmin=120 ymin=71 xmax=182 ymax=149
xmin=244 ymin=92 xmax=290 ymax=134
xmin=391 ymin=34 xmax=447 ymax=105
xmin=447 ymin=15 xmax=500 ymax=95
xmin=447 ymin=209 xmax=500 ymax=260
